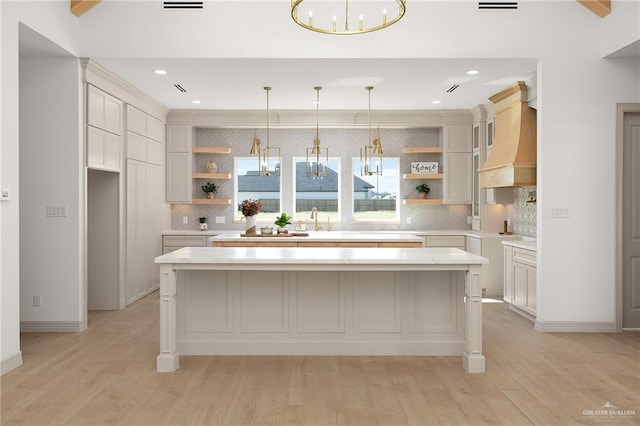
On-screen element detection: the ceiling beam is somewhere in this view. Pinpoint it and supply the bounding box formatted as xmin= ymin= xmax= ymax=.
xmin=70 ymin=0 xmax=102 ymax=17
xmin=577 ymin=0 xmax=611 ymax=17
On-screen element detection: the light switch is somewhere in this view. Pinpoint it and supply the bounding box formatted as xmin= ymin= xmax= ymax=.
xmin=46 ymin=205 xmax=67 ymax=217
xmin=1 ymin=189 xmax=10 ymax=201
xmin=549 ymin=207 xmax=570 ymax=218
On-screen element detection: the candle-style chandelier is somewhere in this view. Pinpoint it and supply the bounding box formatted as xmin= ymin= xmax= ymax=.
xmin=249 ymin=86 xmax=281 ymax=176
xmin=291 ymin=0 xmax=406 ymax=35
xmin=360 ymin=86 xmax=383 ymax=176
xmin=306 ymin=86 xmax=329 ymax=178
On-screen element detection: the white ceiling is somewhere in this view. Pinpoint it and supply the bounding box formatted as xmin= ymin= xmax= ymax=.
xmin=95 ymin=57 xmax=538 ymax=110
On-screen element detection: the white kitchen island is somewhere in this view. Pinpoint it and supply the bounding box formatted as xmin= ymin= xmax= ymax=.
xmin=154 ymin=246 xmax=488 ymax=373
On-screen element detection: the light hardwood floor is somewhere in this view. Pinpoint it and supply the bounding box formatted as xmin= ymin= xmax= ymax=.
xmin=1 ymin=293 xmax=639 ymax=425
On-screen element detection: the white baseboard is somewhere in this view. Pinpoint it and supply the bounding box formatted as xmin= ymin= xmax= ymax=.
xmin=535 ymin=320 xmax=617 ymax=333
xmin=21 ymin=321 xmax=86 ymax=333
xmin=509 ymin=304 xmax=536 ymax=322
xmin=1 ymin=352 xmax=23 ymax=376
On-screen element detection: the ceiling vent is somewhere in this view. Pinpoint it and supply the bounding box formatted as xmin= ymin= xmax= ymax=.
xmin=477 ymin=2 xmax=518 ymax=11
xmin=446 ymin=84 xmax=460 ymax=93
xmin=163 ymin=1 xmax=203 ymax=10
xmin=174 ymin=84 xmax=187 ymax=93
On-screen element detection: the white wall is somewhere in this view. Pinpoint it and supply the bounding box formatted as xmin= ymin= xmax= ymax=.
xmin=1 ymin=1 xmax=79 ymax=369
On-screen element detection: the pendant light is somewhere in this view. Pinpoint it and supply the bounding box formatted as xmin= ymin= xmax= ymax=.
xmin=360 ymin=86 xmax=383 ymax=176
xmin=306 ymin=86 xmax=329 ymax=178
xmin=250 ymin=86 xmax=281 ymax=176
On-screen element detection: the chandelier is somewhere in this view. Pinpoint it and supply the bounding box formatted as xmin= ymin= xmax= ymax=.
xmin=360 ymin=86 xmax=383 ymax=176
xmin=291 ymin=0 xmax=406 ymax=35
xmin=306 ymin=86 xmax=329 ymax=178
xmin=249 ymin=86 xmax=281 ymax=176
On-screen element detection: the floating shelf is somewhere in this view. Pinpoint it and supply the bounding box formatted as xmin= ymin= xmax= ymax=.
xmin=402 ymin=147 xmax=444 ymax=154
xmin=192 ymin=146 xmax=231 ymax=154
xmin=403 ymin=198 xmax=444 ymax=205
xmin=192 ymin=172 xmax=231 ymax=180
xmin=191 ymin=198 xmax=232 ymax=205
xmin=403 ymin=173 xmax=444 ymax=180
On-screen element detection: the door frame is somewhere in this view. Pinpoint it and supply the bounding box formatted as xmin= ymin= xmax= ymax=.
xmin=616 ymin=103 xmax=640 ymax=331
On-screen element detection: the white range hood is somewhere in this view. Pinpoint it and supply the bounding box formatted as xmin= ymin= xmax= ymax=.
xmin=479 ymin=81 xmax=537 ymax=188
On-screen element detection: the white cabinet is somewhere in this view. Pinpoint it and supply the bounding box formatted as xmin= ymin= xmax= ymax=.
xmin=467 ymin=235 xmax=514 ymax=297
xmin=87 ymin=85 xmax=122 ymax=136
xmin=443 ymin=124 xmax=472 ymax=153
xmin=166 ymin=125 xmax=193 ymax=203
xmin=444 ymin=152 xmax=472 ymax=204
xmin=126 ymin=159 xmax=163 ymax=305
xmin=503 ymin=244 xmax=537 ymax=319
xmin=425 ymin=235 xmax=466 ymax=249
xmin=162 ymin=235 xmax=209 ymax=254
xmin=125 ymin=106 xmax=164 ymax=166
xmin=126 ymin=105 xmax=165 ymax=142
xmin=87 ymin=126 xmax=121 ymax=172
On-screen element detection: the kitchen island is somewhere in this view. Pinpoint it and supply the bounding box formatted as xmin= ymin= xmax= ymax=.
xmin=154 ymin=246 xmax=488 ymax=373
xmin=209 ymin=231 xmax=424 ymax=247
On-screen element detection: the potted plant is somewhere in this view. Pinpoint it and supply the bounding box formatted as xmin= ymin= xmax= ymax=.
xmin=415 ymin=183 xmax=431 ymax=199
xmin=274 ymin=212 xmax=293 ymax=234
xmin=201 ymin=181 xmax=218 ymax=199
xmin=197 ymin=216 xmax=208 ymax=231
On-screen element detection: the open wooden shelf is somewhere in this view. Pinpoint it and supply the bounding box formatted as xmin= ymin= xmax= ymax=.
xmin=192 ymin=172 xmax=231 ymax=180
xmin=402 ymin=147 xmax=444 ymax=154
xmin=403 ymin=173 xmax=444 ymax=180
xmin=192 ymin=146 xmax=231 ymax=154
xmin=191 ymin=198 xmax=232 ymax=205
xmin=403 ymin=198 xmax=444 ymax=205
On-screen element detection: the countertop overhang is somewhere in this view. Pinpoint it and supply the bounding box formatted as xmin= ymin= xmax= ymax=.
xmin=155 ymin=246 xmax=488 ymax=271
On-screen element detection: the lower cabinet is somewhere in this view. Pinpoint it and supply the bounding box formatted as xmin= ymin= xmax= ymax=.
xmin=503 ymin=245 xmax=537 ymax=319
xmin=424 ymin=235 xmax=466 ymax=249
xmin=162 ymin=235 xmax=209 ymax=254
xmin=466 ymin=236 xmax=513 ymax=297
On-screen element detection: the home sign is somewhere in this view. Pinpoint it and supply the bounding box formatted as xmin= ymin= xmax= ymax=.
xmin=411 ymin=162 xmax=439 ymax=174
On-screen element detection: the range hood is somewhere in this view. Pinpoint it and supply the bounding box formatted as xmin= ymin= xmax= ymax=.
xmin=479 ymin=81 xmax=537 ymax=188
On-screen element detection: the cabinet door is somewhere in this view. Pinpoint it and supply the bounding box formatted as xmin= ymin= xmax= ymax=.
xmin=466 ymin=236 xmax=481 ymax=255
xmin=444 ymin=152 xmax=472 ymax=204
xmin=87 ymin=85 xmax=122 ymax=135
xmin=512 ymin=262 xmax=527 ymax=310
xmin=147 ymin=116 xmax=165 ymax=142
xmin=104 ymin=132 xmax=121 ymax=170
xmin=444 ymin=124 xmax=471 ymax=153
xmin=167 ymin=125 xmax=192 ymax=153
xmin=525 ymin=266 xmax=537 ymax=314
xmin=503 ymin=245 xmax=513 ymax=303
xmin=126 ymin=105 xmax=147 ymax=136
xmin=472 ymin=151 xmax=480 ymax=216
xmin=166 ymin=152 xmax=191 ymax=203
xmin=88 ymin=125 xmax=121 ymax=172
xmin=127 ymin=131 xmax=147 ymax=162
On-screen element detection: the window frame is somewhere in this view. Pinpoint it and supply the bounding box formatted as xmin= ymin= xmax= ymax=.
xmin=351 ymin=156 xmax=401 ymax=224
xmin=292 ymin=156 xmax=342 ymax=223
xmin=233 ymin=156 xmax=282 ymax=223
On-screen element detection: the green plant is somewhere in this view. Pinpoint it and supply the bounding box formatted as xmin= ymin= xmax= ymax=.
xmin=415 ymin=183 xmax=431 ymax=194
xmin=274 ymin=212 xmax=293 ymax=228
xmin=201 ymin=182 xmax=218 ymax=193
xmin=197 ymin=217 xmax=207 ymax=224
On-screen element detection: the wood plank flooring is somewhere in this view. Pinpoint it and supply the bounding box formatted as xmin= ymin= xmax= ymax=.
xmin=1 ymin=293 xmax=639 ymax=425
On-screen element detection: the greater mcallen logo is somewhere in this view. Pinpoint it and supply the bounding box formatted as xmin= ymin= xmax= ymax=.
xmin=583 ymin=402 xmax=636 ymax=420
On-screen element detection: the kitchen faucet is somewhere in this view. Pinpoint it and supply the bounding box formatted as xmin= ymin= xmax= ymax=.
xmin=310 ymin=207 xmax=321 ymax=231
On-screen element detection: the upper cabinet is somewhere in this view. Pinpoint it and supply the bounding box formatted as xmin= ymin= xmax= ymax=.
xmin=126 ymin=105 xmax=165 ymax=167
xmin=88 ymin=85 xmax=122 ymax=136
xmin=443 ymin=124 xmax=472 ymax=204
xmin=443 ymin=124 xmax=472 ymax=153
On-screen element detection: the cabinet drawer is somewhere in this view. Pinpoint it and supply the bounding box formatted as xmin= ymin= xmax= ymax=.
xmin=298 ymin=242 xmax=338 ymax=247
xmin=425 ymin=235 xmax=466 ymax=248
xmin=163 ymin=235 xmax=208 ymax=247
xmin=513 ymin=248 xmax=536 ymax=267
xmin=466 ymin=237 xmax=481 ymax=255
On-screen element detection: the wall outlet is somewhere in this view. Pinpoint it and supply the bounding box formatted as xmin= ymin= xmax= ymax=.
xmin=215 ymin=216 xmax=225 ymax=224
xmin=549 ymin=207 xmax=570 ymax=218
xmin=467 ymin=216 xmax=473 ymax=224
xmin=46 ymin=205 xmax=67 ymax=217
xmin=406 ymin=217 xmax=411 ymax=225
xmin=33 ymin=295 xmax=42 ymax=307
xmin=1 ymin=189 xmax=10 ymax=201
xmin=182 ymin=216 xmax=188 ymax=224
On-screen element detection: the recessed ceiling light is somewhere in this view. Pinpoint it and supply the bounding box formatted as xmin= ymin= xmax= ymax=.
xmin=466 ymin=69 xmax=480 ymax=75
xmin=191 ymin=100 xmax=201 ymax=104
xmin=432 ymin=100 xmax=442 ymax=104
xmin=154 ymin=69 xmax=167 ymax=75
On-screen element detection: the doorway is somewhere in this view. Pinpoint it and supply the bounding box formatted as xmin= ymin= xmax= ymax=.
xmin=618 ymin=106 xmax=640 ymax=330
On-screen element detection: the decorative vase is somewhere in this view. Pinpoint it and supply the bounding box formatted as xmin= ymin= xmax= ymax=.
xmin=207 ymin=192 xmax=215 ymax=199
xmin=244 ymin=215 xmax=257 ymax=235
xmin=199 ymin=223 xmax=208 ymax=231
xmin=419 ymin=192 xmax=428 ymax=199
xmin=206 ymin=161 xmax=217 ymax=173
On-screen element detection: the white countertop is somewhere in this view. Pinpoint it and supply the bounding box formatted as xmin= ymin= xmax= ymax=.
xmin=502 ymin=239 xmax=537 ymax=251
xmin=164 ymin=229 xmax=521 ymax=239
xmin=209 ymin=231 xmax=424 ymax=243
xmin=155 ymin=246 xmax=489 ymax=268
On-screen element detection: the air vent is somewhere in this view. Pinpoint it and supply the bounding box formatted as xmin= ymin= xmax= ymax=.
xmin=477 ymin=2 xmax=518 ymax=10
xmin=174 ymin=84 xmax=187 ymax=93
xmin=163 ymin=1 xmax=203 ymax=10
xmin=446 ymin=84 xmax=460 ymax=93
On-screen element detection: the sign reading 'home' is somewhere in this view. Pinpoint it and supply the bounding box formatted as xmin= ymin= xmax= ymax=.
xmin=411 ymin=162 xmax=439 ymax=174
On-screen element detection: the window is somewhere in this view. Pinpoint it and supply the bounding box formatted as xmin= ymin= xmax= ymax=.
xmin=293 ymin=157 xmax=340 ymax=222
xmin=234 ymin=157 xmax=281 ymax=222
xmin=352 ymin=157 xmax=400 ymax=222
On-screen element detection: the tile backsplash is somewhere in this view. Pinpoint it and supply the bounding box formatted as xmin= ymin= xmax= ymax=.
xmin=171 ymin=127 xmax=472 ymax=231
xmin=513 ymin=186 xmax=537 ymax=237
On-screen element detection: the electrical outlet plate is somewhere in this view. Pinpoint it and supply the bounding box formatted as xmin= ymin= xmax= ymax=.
xmin=33 ymin=295 xmax=42 ymax=307
xmin=215 ymin=216 xmax=225 ymax=224
xmin=46 ymin=205 xmax=67 ymax=217
xmin=406 ymin=217 xmax=411 ymax=225
xmin=182 ymin=216 xmax=188 ymax=224
xmin=549 ymin=207 xmax=570 ymax=218
xmin=1 ymin=189 xmax=10 ymax=201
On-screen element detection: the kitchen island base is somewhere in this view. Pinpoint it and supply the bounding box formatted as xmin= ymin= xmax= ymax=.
xmin=155 ymin=247 xmax=486 ymax=373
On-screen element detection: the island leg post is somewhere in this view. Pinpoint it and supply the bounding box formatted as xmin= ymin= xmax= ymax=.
xmin=157 ymin=264 xmax=179 ymax=372
xmin=463 ymin=264 xmax=485 ymax=373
